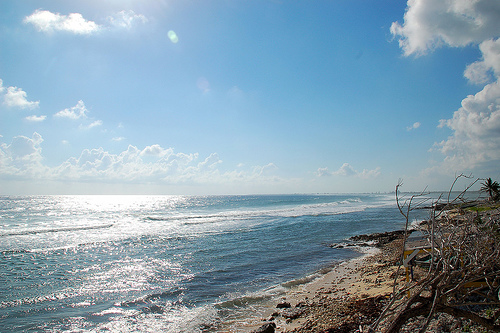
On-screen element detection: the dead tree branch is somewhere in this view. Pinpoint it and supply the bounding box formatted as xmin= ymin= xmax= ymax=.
xmin=371 ymin=175 xmax=500 ymax=332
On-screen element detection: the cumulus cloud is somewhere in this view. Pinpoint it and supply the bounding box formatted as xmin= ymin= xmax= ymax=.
xmin=317 ymin=163 xmax=380 ymax=179
xmin=24 ymin=9 xmax=100 ymax=35
xmin=391 ymin=0 xmax=500 ymax=56
xmin=0 ymin=133 xmax=47 ymax=178
xmin=107 ymin=10 xmax=148 ymax=29
xmin=464 ymin=38 xmax=500 ymax=84
xmin=436 ymin=79 xmax=500 ymax=172
xmin=24 ymin=9 xmax=149 ymax=35
xmin=54 ymin=100 xmax=88 ymax=119
xmin=393 ymin=0 xmax=500 ymax=176
xmin=0 ymin=133 xmax=280 ymax=188
xmin=335 ymin=163 xmax=357 ymax=177
xmin=0 ymin=79 xmax=39 ymax=110
xmin=436 ymin=39 xmax=500 ymax=174
xmin=140 ymin=144 xmax=173 ymax=157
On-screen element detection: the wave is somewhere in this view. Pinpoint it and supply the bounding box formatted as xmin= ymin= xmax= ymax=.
xmin=120 ymin=289 xmax=185 ymax=308
xmin=0 ymin=223 xmax=114 ymax=237
xmin=0 ymin=232 xmax=196 ymax=255
xmin=144 ymin=196 xmax=392 ymax=226
xmin=215 ymin=292 xmax=275 ymax=310
xmin=0 ymin=290 xmax=78 ymax=309
xmin=280 ymin=273 xmax=322 ymax=289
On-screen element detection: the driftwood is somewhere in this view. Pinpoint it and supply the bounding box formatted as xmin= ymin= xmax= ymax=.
xmin=370 ymin=175 xmax=500 ymax=332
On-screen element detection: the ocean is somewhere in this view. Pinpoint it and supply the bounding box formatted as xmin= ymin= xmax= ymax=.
xmin=0 ymin=194 xmax=431 ymax=332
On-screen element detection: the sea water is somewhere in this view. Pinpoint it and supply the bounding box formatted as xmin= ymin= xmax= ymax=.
xmin=0 ymin=194 xmax=431 ymax=332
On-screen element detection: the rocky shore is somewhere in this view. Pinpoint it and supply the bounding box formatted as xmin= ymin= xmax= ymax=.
xmin=247 ymin=204 xmax=500 ymax=333
xmin=245 ymin=230 xmax=406 ymax=333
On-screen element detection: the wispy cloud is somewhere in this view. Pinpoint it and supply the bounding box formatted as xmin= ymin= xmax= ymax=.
xmin=80 ymin=120 xmax=103 ymax=130
xmin=107 ymin=10 xmax=148 ymax=29
xmin=317 ymin=163 xmax=380 ymax=179
xmin=406 ymin=122 xmax=421 ymax=131
xmin=25 ymin=115 xmax=46 ymax=122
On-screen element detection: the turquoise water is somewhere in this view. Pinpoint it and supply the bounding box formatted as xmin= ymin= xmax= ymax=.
xmin=0 ymin=194 xmax=430 ymax=332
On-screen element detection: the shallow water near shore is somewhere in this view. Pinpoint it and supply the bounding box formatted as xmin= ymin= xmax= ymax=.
xmin=0 ymin=194 xmax=432 ymax=332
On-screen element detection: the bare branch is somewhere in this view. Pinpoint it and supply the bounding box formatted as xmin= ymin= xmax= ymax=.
xmin=371 ymin=175 xmax=500 ymax=332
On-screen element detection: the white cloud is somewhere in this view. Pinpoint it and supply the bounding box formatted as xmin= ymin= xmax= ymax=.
xmin=6 ymin=133 xmax=43 ymax=157
xmin=407 ymin=121 xmax=421 ymax=131
xmin=393 ymin=0 xmax=500 ymax=177
xmin=107 ymin=10 xmax=148 ymax=29
xmin=24 ymin=9 xmax=100 ymax=35
xmin=358 ymin=167 xmax=382 ymax=179
xmin=25 ymin=115 xmax=47 ymax=122
xmin=54 ymin=100 xmax=88 ymax=119
xmin=140 ymin=144 xmax=172 ymax=157
xmin=436 ymin=79 xmax=500 ymax=172
xmin=336 ymin=163 xmax=357 ymax=177
xmin=253 ymin=163 xmax=278 ymax=177
xmin=316 ymin=167 xmax=331 ymax=177
xmin=435 ymin=38 xmax=500 ymax=174
xmin=112 ymin=137 xmax=125 ymax=142
xmin=317 ymin=163 xmax=380 ymax=179
xmin=54 ymin=101 xmax=104 ymax=131
xmin=464 ymin=38 xmax=500 ymax=84
xmin=80 ymin=120 xmax=103 ymax=130
xmin=0 ymin=133 xmax=47 ymax=178
xmin=0 ymin=134 xmax=281 ymax=189
xmin=24 ymin=9 xmax=149 ymax=36
xmin=2 ymin=85 xmax=39 ymax=109
xmin=391 ymin=0 xmax=500 ymax=56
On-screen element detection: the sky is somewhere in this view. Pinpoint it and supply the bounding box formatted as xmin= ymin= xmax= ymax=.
xmin=1 ymin=0 xmax=499 ymax=195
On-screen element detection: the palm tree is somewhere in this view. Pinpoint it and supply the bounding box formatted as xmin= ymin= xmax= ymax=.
xmin=480 ymin=177 xmax=500 ymax=201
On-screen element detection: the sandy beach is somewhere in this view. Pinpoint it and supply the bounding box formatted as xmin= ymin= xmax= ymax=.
xmin=226 ymin=232 xmax=405 ymax=333
xmin=277 ymin=236 xmax=403 ymax=333
xmin=242 ymin=205 xmax=500 ymax=333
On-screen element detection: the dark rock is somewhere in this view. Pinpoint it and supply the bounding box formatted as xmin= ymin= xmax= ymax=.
xmin=295 ymin=301 xmax=308 ymax=308
xmin=251 ymin=322 xmax=276 ymax=333
xmin=276 ymin=301 xmax=291 ymax=308
xmin=282 ymin=308 xmax=304 ymax=319
xmin=142 ymin=304 xmax=164 ymax=314
xmin=349 ymin=230 xmax=409 ymax=247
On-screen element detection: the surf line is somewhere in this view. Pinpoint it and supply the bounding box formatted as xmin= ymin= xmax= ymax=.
xmin=0 ymin=223 xmax=115 ymax=237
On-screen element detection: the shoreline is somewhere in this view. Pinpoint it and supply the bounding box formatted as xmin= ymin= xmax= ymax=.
xmin=222 ymin=231 xmax=405 ymax=332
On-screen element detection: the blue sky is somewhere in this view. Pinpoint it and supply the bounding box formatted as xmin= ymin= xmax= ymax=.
xmin=1 ymin=0 xmax=499 ymax=195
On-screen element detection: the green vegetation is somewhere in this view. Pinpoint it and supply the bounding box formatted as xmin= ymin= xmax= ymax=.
xmin=467 ymin=204 xmax=500 ymax=213
xmin=481 ymin=177 xmax=500 ymax=201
